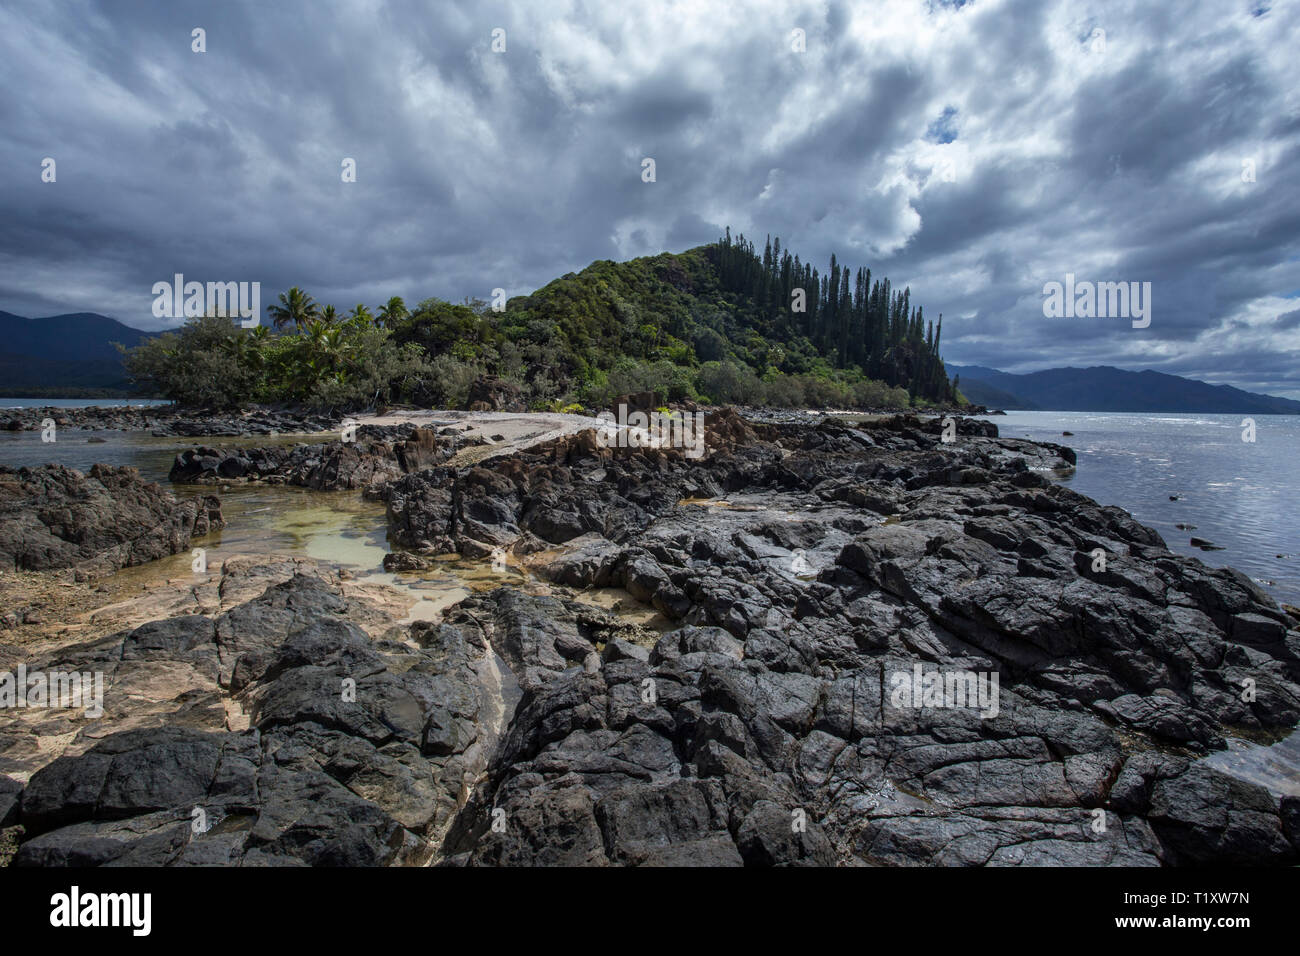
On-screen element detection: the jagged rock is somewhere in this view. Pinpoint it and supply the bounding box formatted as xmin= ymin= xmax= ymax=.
xmin=0 ymin=463 xmax=221 ymax=572
xmin=382 ymin=551 xmax=439 ymax=571
xmin=0 ymin=405 xmax=339 ymax=436
xmin=420 ymin=411 xmax=1300 ymax=867
xmin=538 ymin=533 xmax=622 ymax=588
xmin=8 ymin=568 xmax=507 ymax=867
xmin=168 ymin=424 xmax=465 ymax=492
xmin=464 ymin=376 xmax=524 ymax=413
xmin=0 ymin=776 xmax=21 ymax=828
xmin=9 ymin=408 xmax=1300 ymax=868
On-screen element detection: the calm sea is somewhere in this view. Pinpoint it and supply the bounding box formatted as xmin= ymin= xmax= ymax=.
xmin=0 ymin=398 xmax=172 ymax=409
xmin=979 ymin=411 xmax=1300 ymax=607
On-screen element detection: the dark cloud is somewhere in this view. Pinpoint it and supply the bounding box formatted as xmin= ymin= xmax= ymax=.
xmin=0 ymin=0 xmax=1297 ymax=396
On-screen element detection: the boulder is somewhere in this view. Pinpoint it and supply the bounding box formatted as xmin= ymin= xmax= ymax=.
xmin=0 ymin=464 xmax=221 ymax=572
xmin=464 ymin=376 xmax=524 ymax=412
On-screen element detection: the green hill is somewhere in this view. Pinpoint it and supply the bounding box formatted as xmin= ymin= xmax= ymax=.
xmin=114 ymin=232 xmax=961 ymax=412
xmin=393 ymin=232 xmax=956 ymax=409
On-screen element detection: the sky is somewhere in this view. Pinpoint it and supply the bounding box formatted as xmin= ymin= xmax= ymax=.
xmin=2 ymin=0 xmax=1299 ymax=396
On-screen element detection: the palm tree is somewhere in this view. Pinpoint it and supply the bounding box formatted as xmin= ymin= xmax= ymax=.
xmin=348 ymin=304 xmax=373 ymax=325
xmin=300 ymin=319 xmax=354 ymax=379
xmin=320 ymin=304 xmax=339 ymax=325
xmin=267 ymin=287 xmax=321 ymax=332
xmin=322 ymin=325 xmax=352 ymax=382
xmin=376 ymin=296 xmax=408 ymax=329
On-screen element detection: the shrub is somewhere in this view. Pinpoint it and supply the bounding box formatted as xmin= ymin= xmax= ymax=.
xmin=121 ymin=314 xmax=261 ymax=409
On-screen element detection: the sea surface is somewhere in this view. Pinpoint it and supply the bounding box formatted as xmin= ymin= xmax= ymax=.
xmin=977 ymin=410 xmax=1300 ymax=607
xmin=0 ymin=398 xmax=172 ymax=408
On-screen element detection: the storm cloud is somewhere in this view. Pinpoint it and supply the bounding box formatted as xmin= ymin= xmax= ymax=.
xmin=2 ymin=0 xmax=1298 ymax=395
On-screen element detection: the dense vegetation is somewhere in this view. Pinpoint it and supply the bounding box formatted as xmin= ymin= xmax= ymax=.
xmin=124 ymin=233 xmax=959 ymax=412
xmin=122 ymin=309 xmax=436 ymax=411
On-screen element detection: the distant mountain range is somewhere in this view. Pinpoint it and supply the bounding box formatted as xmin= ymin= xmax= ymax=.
xmin=950 ymin=364 xmax=1300 ymax=414
xmin=0 ymin=311 xmax=155 ymax=396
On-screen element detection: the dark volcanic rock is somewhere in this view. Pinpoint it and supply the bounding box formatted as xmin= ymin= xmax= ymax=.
xmin=412 ymin=410 xmax=1300 ymax=867
xmin=10 ymin=569 xmax=512 ymax=867
xmin=169 ymin=424 xmax=467 ymax=493
xmin=11 ymin=407 xmax=1300 ymax=868
xmin=0 ymin=464 xmax=222 ymax=572
xmin=465 ymin=376 xmax=524 ymax=413
xmin=0 ymin=775 xmax=21 ymax=828
xmin=0 ymin=405 xmax=338 ymax=436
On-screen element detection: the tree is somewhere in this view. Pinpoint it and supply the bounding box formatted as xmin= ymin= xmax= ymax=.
xmin=377 ymin=296 xmax=408 ymax=328
xmin=121 ymin=313 xmax=262 ymax=409
xmin=267 ymin=287 xmax=320 ymax=332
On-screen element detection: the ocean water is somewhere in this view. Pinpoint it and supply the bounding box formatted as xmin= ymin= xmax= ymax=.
xmin=0 ymin=398 xmax=172 ymax=409
xmin=979 ymin=411 xmax=1300 ymax=607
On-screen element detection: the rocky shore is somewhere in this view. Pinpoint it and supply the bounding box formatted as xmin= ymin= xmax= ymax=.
xmin=168 ymin=424 xmax=478 ymax=493
xmin=0 ymin=464 xmax=222 ymax=577
xmin=1 ymin=408 xmax=1298 ymax=866
xmin=1 ymin=405 xmax=338 ymax=437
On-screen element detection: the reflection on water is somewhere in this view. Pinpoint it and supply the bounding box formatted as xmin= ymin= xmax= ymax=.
xmin=0 ymin=426 xmax=403 ymax=575
xmin=380 ymin=558 xmax=532 ymax=624
xmin=0 ymin=428 xmax=506 ymax=614
xmin=191 ymin=482 xmax=393 ymax=570
xmin=978 ymin=411 xmax=1300 ymax=606
xmin=1203 ymin=734 xmax=1300 ymax=798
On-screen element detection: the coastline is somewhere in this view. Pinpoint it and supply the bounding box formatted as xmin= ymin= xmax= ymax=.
xmin=1 ymin=406 xmax=1298 ymax=867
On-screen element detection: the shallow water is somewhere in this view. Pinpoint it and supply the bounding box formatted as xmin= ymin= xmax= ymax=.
xmin=0 ymin=429 xmax=502 ymax=618
xmin=976 ymin=411 xmax=1300 ymax=607
xmin=1203 ymin=733 xmax=1300 ymax=798
xmin=0 ymin=398 xmax=173 ymax=409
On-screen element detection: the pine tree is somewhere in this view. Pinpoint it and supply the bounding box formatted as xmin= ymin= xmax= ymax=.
xmin=708 ymin=230 xmax=952 ymax=401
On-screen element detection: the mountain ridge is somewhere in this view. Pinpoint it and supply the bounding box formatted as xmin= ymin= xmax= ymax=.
xmin=950 ymin=364 xmax=1300 ymax=414
xmin=0 ymin=311 xmax=155 ymax=394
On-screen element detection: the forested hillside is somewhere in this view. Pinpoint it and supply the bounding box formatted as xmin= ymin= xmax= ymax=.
xmin=707 ymin=230 xmax=953 ymax=402
xmin=397 ymin=231 xmax=956 ymax=408
xmin=120 ymin=231 xmax=959 ymax=411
